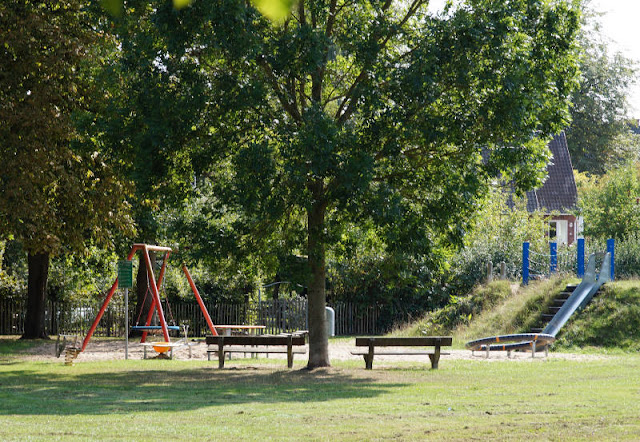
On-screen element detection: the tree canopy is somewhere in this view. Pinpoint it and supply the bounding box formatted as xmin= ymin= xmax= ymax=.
xmin=576 ymin=164 xmax=640 ymax=240
xmin=0 ymin=0 xmax=133 ymax=337
xmin=565 ymin=4 xmax=638 ymax=174
xmin=145 ymin=0 xmax=580 ymax=367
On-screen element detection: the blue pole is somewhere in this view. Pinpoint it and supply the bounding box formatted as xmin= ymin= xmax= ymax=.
xmin=522 ymin=242 xmax=530 ymax=285
xmin=607 ymin=238 xmax=615 ymax=280
xmin=550 ymin=242 xmax=557 ymax=274
xmin=577 ymin=238 xmax=585 ymax=278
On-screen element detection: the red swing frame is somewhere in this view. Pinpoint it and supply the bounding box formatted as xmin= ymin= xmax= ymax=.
xmin=80 ymin=244 xmax=218 ymax=353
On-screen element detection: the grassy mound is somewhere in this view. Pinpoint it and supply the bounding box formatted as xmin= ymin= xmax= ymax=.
xmin=395 ymin=277 xmax=575 ymax=346
xmin=556 ymin=280 xmax=640 ymax=351
xmin=398 ymin=276 xmax=640 ymax=351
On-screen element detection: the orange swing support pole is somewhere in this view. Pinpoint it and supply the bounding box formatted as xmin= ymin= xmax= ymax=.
xmin=140 ymin=249 xmax=171 ymax=343
xmin=81 ymin=244 xmax=141 ymax=352
xmin=142 ymin=246 xmax=171 ymax=342
xmin=182 ymin=264 xmax=217 ymax=336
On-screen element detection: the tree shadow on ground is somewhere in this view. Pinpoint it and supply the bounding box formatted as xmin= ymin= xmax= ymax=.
xmin=0 ymin=365 xmax=408 ymax=416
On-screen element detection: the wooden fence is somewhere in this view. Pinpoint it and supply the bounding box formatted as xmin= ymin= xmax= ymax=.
xmin=0 ymin=298 xmax=385 ymax=337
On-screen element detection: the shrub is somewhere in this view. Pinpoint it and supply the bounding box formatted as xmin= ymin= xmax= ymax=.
xmin=611 ymin=233 xmax=640 ymax=278
xmin=447 ymin=188 xmax=548 ymax=294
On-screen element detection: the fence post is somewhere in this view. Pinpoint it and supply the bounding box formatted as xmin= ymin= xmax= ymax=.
xmin=577 ymin=238 xmax=585 ymax=278
xmin=550 ymin=242 xmax=557 ymax=274
xmin=487 ymin=261 xmax=493 ymax=282
xmin=607 ymin=238 xmax=615 ymax=280
xmin=500 ymin=262 xmax=507 ymax=280
xmin=522 ymin=242 xmax=529 ymax=285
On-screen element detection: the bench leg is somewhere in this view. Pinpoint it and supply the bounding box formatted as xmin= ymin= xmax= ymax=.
xmin=428 ymin=345 xmax=441 ymax=369
xmin=287 ymin=346 xmax=294 ymax=369
xmin=363 ymin=351 xmax=374 ymax=369
xmin=218 ymin=344 xmax=226 ymax=368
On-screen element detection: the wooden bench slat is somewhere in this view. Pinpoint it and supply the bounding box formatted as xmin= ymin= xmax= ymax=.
xmin=355 ymin=337 xmax=452 ymax=347
xmin=206 ymin=335 xmax=306 ymax=346
xmin=351 ymin=350 xmax=451 ymax=356
xmin=208 ymin=347 xmax=307 ymax=354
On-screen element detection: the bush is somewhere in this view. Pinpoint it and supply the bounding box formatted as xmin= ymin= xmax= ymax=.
xmin=611 ymin=233 xmax=640 ymax=278
xmin=447 ymin=188 xmax=548 ymax=294
xmin=578 ymin=163 xmax=640 ymax=240
xmin=0 ymin=240 xmax=26 ymax=301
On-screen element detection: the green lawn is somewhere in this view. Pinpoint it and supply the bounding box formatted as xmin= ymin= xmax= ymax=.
xmin=2 ymin=344 xmax=640 ymax=440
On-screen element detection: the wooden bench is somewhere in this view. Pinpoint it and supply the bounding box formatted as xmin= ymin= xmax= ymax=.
xmin=351 ymin=337 xmax=453 ymax=369
xmin=205 ymin=334 xmax=307 ymax=368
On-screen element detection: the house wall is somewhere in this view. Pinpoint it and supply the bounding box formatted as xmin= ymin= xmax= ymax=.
xmin=548 ymin=214 xmax=577 ymax=245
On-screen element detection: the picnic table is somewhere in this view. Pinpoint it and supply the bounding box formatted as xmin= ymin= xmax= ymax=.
xmin=214 ymin=325 xmax=266 ymax=336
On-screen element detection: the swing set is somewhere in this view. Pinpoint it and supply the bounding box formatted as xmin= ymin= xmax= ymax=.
xmin=72 ymin=244 xmax=218 ymax=360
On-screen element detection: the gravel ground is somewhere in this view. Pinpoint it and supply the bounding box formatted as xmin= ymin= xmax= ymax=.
xmin=19 ymin=337 xmax=606 ymax=364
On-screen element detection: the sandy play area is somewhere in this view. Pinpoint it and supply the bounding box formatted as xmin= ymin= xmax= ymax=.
xmin=14 ymin=336 xmax=606 ymax=365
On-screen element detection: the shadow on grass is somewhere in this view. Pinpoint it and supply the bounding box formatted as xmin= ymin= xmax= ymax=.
xmin=0 ymin=366 xmax=407 ymax=416
xmin=0 ymin=338 xmax=47 ymax=355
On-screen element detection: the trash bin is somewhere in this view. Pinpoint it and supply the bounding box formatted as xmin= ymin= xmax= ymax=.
xmin=325 ymin=306 xmax=335 ymax=337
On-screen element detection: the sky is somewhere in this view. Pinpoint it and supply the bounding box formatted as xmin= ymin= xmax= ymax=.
xmin=589 ymin=0 xmax=640 ymax=118
xmin=429 ymin=0 xmax=640 ymax=118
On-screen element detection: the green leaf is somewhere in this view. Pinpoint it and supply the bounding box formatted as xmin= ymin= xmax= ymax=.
xmin=101 ymin=0 xmax=122 ymax=17
xmin=173 ymin=0 xmax=192 ymax=9
xmin=251 ymin=0 xmax=294 ymax=22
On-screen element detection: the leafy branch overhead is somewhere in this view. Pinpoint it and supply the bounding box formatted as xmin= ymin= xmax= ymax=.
xmin=102 ymin=0 xmax=294 ymax=21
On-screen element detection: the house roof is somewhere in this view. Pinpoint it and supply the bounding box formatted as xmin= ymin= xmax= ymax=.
xmin=523 ymin=132 xmax=578 ymax=213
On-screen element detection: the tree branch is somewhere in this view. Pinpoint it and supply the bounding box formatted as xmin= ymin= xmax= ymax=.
xmin=334 ymin=0 xmax=427 ymax=125
xmin=298 ymin=0 xmax=306 ymax=26
xmin=256 ymin=55 xmax=302 ymax=121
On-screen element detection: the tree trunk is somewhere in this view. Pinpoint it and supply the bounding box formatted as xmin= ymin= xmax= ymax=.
xmin=306 ymin=184 xmax=330 ymax=368
xmin=22 ymin=252 xmax=50 ymax=339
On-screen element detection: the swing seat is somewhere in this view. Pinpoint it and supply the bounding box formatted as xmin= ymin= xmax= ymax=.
xmin=153 ymin=342 xmax=171 ymax=353
xmin=130 ymin=325 xmax=181 ymax=331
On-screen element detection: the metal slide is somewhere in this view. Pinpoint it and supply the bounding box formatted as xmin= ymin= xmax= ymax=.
xmin=542 ymin=252 xmax=611 ymax=337
xmin=466 ymin=252 xmax=611 ymax=354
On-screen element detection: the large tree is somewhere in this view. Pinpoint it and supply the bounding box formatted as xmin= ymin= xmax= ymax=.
xmin=565 ymin=4 xmax=637 ymax=174
xmin=0 ymin=0 xmax=133 ymax=338
xmin=116 ymin=0 xmax=580 ymax=367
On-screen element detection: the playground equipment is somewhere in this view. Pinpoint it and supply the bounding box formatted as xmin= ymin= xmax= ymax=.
xmin=140 ymin=324 xmax=195 ymax=359
xmin=522 ymin=238 xmax=614 ymax=284
xmin=467 ymin=251 xmax=612 ymax=356
xmin=542 ymin=252 xmax=610 ymax=336
xmin=66 ymin=244 xmax=218 ymax=362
